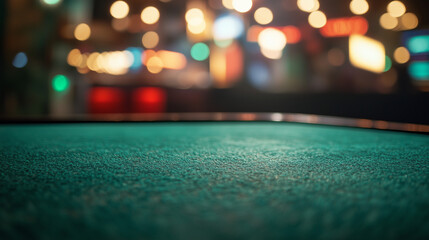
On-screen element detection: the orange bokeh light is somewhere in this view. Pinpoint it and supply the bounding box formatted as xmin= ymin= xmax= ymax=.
xmin=320 ymin=16 xmax=368 ymax=37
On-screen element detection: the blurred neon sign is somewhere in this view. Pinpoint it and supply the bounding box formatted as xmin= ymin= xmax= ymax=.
xmin=320 ymin=17 xmax=368 ymax=37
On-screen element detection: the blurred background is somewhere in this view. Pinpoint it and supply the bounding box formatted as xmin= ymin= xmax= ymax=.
xmin=1 ymin=0 xmax=429 ymax=123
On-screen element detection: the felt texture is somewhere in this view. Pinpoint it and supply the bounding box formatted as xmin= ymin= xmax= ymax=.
xmin=0 ymin=123 xmax=428 ymax=240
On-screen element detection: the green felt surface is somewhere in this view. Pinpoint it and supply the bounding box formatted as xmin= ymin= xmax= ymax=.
xmin=1 ymin=123 xmax=429 ymax=240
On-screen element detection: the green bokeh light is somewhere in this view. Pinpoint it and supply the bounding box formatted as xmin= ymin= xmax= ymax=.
xmin=408 ymin=35 xmax=429 ymax=54
xmin=384 ymin=56 xmax=392 ymax=72
xmin=42 ymin=0 xmax=61 ymax=5
xmin=52 ymin=75 xmax=70 ymax=92
xmin=190 ymin=43 xmax=210 ymax=61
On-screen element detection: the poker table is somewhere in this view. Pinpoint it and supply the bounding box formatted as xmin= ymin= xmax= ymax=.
xmin=1 ymin=114 xmax=429 ymax=239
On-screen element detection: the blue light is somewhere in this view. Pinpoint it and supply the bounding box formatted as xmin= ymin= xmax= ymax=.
xmin=213 ymin=14 xmax=244 ymax=40
xmin=126 ymin=47 xmax=143 ymax=70
xmin=409 ymin=61 xmax=429 ymax=80
xmin=12 ymin=52 xmax=28 ymax=68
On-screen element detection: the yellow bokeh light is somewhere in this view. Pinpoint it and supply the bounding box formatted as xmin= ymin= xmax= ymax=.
xmin=297 ymin=0 xmax=319 ymax=13
xmin=308 ymin=11 xmax=327 ymax=28
xmin=74 ymin=23 xmax=91 ymax=41
xmin=77 ymin=66 xmax=90 ymax=74
xmin=380 ymin=13 xmax=398 ymax=30
xmin=254 ymin=7 xmax=273 ymax=25
xmin=87 ymin=52 xmax=101 ymax=71
xmin=67 ymin=49 xmax=82 ymax=66
xmin=349 ymin=34 xmax=385 ymax=73
xmin=222 ymin=0 xmax=234 ymax=9
xmin=185 ymin=8 xmax=206 ymax=35
xmin=157 ymin=50 xmax=187 ymax=70
xmin=103 ymin=51 xmax=129 ymax=75
xmin=260 ymin=48 xmax=283 ymax=60
xmin=142 ymin=31 xmax=159 ymax=49
xmin=258 ymin=28 xmax=286 ymax=59
xmin=232 ymin=0 xmax=253 ymax=13
xmin=393 ymin=46 xmax=410 ymax=64
xmin=387 ymin=1 xmax=406 ymax=18
xmin=78 ymin=53 xmax=88 ymax=68
xmin=187 ymin=21 xmax=206 ymax=34
xmin=110 ymin=1 xmax=129 ymax=19
xmin=400 ymin=12 xmax=418 ymax=30
xmin=146 ymin=56 xmax=164 ymax=74
xmin=258 ymin=28 xmax=286 ymax=51
xmin=349 ymin=0 xmax=369 ymax=15
xmin=185 ymin=8 xmax=204 ymax=25
xmin=141 ymin=6 xmax=160 ymax=24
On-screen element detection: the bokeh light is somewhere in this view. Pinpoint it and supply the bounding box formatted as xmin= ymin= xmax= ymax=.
xmin=349 ymin=34 xmax=385 ymax=73
xmin=409 ymin=61 xmax=429 ymax=80
xmin=297 ymin=0 xmax=319 ymax=13
xmin=187 ymin=21 xmax=206 ymax=34
xmin=349 ymin=0 xmax=369 ymax=15
xmin=213 ymin=14 xmax=244 ymax=41
xmin=384 ymin=56 xmax=392 ymax=72
xmin=52 ymin=75 xmax=70 ymax=92
xmin=41 ymin=0 xmax=62 ymax=6
xmin=254 ymin=7 xmax=273 ymax=25
xmin=407 ymin=35 xmax=429 ymax=54
xmin=380 ymin=13 xmax=398 ymax=30
xmin=142 ymin=31 xmax=159 ymax=49
xmin=185 ymin=8 xmax=204 ymax=25
xmin=320 ymin=17 xmax=368 ymax=37
xmin=86 ymin=52 xmax=101 ymax=72
xmin=191 ymin=42 xmax=210 ymax=61
xmin=258 ymin=28 xmax=286 ymax=51
xmin=387 ymin=1 xmax=406 ymax=18
xmin=157 ymin=50 xmax=187 ymax=70
xmin=12 ymin=52 xmax=28 ymax=68
xmin=232 ymin=0 xmax=253 ymax=13
xmin=400 ymin=13 xmax=418 ymax=30
xmin=308 ymin=11 xmax=327 ymax=28
xmin=126 ymin=47 xmax=143 ymax=70
xmin=110 ymin=1 xmax=129 ymax=19
xmin=146 ymin=56 xmax=164 ymax=74
xmin=282 ymin=26 xmax=301 ymax=44
xmin=67 ymin=49 xmax=82 ymax=67
xmin=222 ymin=0 xmax=234 ymax=10
xmin=97 ymin=51 xmax=132 ymax=75
xmin=185 ymin=8 xmax=206 ymax=35
xmin=74 ymin=23 xmax=91 ymax=41
xmin=258 ymin=28 xmax=286 ymax=59
xmin=393 ymin=46 xmax=410 ymax=64
xmin=141 ymin=6 xmax=160 ymax=24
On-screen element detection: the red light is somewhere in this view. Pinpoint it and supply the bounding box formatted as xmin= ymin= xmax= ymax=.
xmin=225 ymin=42 xmax=243 ymax=84
xmin=247 ymin=25 xmax=301 ymax=44
xmin=132 ymin=87 xmax=166 ymax=113
xmin=89 ymin=87 xmax=125 ymax=114
xmin=320 ymin=17 xmax=368 ymax=37
xmin=247 ymin=25 xmax=263 ymax=42
xmin=282 ymin=26 xmax=301 ymax=44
